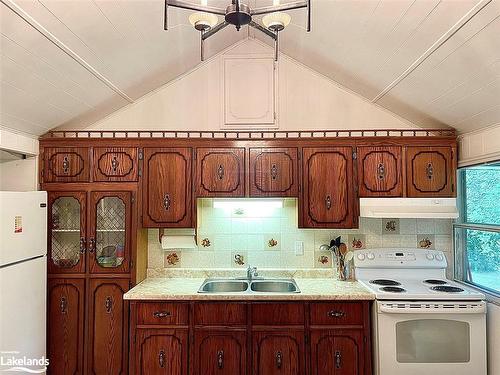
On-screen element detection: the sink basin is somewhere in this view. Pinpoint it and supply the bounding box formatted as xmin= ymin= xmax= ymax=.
xmin=198 ymin=279 xmax=249 ymax=293
xmin=250 ymin=279 xmax=300 ymax=293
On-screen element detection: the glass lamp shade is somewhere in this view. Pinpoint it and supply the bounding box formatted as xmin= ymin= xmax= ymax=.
xmin=262 ymin=12 xmax=291 ymax=30
xmin=188 ymin=12 xmax=219 ymax=30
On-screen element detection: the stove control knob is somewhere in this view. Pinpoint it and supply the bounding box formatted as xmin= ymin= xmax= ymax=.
xmin=426 ymin=253 xmax=435 ymax=260
xmin=357 ymin=253 xmax=366 ymax=261
xmin=435 ymin=254 xmax=444 ymax=261
xmin=367 ymin=252 xmax=375 ymax=260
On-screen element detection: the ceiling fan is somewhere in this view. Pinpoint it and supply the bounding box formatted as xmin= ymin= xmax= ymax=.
xmin=163 ymin=0 xmax=311 ymax=61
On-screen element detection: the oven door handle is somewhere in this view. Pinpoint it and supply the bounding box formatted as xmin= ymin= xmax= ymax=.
xmin=378 ymin=303 xmax=486 ymax=314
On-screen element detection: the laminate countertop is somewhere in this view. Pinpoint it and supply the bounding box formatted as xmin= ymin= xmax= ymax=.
xmin=123 ymin=277 xmax=375 ymax=301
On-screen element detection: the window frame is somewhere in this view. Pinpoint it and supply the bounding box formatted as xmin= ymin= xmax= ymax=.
xmin=454 ymin=162 xmax=500 ymax=303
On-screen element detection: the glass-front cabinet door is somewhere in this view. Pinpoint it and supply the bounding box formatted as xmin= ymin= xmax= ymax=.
xmin=89 ymin=192 xmax=131 ymax=273
xmin=48 ymin=192 xmax=86 ymax=273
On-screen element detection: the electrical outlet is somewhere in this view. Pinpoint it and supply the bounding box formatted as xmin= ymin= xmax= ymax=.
xmin=294 ymin=241 xmax=304 ymax=256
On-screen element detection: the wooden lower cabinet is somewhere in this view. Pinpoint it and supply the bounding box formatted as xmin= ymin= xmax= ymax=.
xmin=193 ymin=330 xmax=246 ymax=375
xmin=135 ymin=329 xmax=188 ymax=375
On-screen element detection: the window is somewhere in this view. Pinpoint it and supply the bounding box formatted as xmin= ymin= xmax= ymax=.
xmin=454 ymin=162 xmax=500 ymax=296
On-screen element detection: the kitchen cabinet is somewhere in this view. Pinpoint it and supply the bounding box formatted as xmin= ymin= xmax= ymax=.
xmin=301 ymin=147 xmax=357 ymax=228
xmin=249 ymin=147 xmax=298 ymax=197
xmin=93 ymin=147 xmax=138 ymax=182
xmin=195 ymin=147 xmax=245 ymax=197
xmin=47 ymin=278 xmax=85 ymax=375
xmin=142 ymin=147 xmax=193 ymax=227
xmin=135 ymin=329 xmax=189 ymax=375
xmin=253 ymin=330 xmax=305 ymax=375
xmin=406 ymin=146 xmax=455 ymax=197
xmin=357 ymin=146 xmax=402 ymax=197
xmin=87 ymin=278 xmax=129 ymax=375
xmin=43 ymin=147 xmax=90 ymax=182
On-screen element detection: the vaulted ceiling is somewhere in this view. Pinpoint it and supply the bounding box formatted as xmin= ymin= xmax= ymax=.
xmin=1 ymin=0 xmax=499 ymax=136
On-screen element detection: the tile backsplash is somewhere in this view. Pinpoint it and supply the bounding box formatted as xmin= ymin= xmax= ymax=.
xmin=147 ymin=199 xmax=453 ymax=272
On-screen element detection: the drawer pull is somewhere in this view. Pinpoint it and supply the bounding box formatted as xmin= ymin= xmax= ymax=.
xmin=275 ymin=351 xmax=282 ymax=369
xmin=88 ymin=238 xmax=95 ymax=254
xmin=271 ymin=164 xmax=278 ymax=180
xmin=335 ymin=350 xmax=342 ymax=368
xmin=105 ymin=296 xmax=112 ymax=313
xmin=111 ymin=156 xmax=119 ymax=172
xmin=377 ymin=163 xmax=385 ymax=179
xmin=217 ymin=164 xmax=225 ymax=180
xmin=159 ymin=350 xmax=165 ymax=368
xmin=325 ymin=195 xmax=332 ymax=210
xmin=79 ymin=237 xmax=86 ymax=254
xmin=163 ymin=193 xmax=171 ymax=210
xmin=60 ymin=296 xmax=67 ymax=314
xmin=62 ymin=156 xmax=70 ymax=174
xmin=426 ymin=163 xmax=434 ymax=180
xmin=217 ymin=350 xmax=224 ymax=369
xmin=153 ymin=311 xmax=171 ymax=318
xmin=327 ymin=310 xmax=345 ymax=318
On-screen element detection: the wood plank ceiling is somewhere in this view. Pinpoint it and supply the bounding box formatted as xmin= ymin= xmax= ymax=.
xmin=1 ymin=0 xmax=499 ymax=136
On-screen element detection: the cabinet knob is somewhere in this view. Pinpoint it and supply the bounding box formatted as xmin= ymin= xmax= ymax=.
xmin=325 ymin=195 xmax=332 ymax=210
xmin=153 ymin=311 xmax=171 ymax=318
xmin=271 ymin=164 xmax=278 ymax=180
xmin=426 ymin=163 xmax=434 ymax=180
xmin=105 ymin=296 xmax=113 ymax=313
xmin=79 ymin=237 xmax=86 ymax=254
xmin=88 ymin=238 xmax=96 ymax=254
xmin=163 ymin=194 xmax=171 ymax=210
xmin=158 ymin=350 xmax=165 ymax=368
xmin=62 ymin=156 xmax=70 ymax=174
xmin=60 ymin=296 xmax=67 ymax=314
xmin=275 ymin=351 xmax=283 ymax=369
xmin=327 ymin=310 xmax=345 ymax=318
xmin=111 ymin=156 xmax=119 ymax=172
xmin=217 ymin=350 xmax=224 ymax=369
xmin=217 ymin=164 xmax=225 ymax=180
xmin=377 ymin=163 xmax=385 ymax=180
xmin=335 ymin=350 xmax=342 ymax=369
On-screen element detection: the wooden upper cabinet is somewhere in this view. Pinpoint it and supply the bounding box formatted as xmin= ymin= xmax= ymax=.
xmin=47 ymin=278 xmax=85 ymax=375
xmin=196 ymin=148 xmax=245 ymax=197
xmin=249 ymin=148 xmax=298 ymax=197
xmin=142 ymin=148 xmax=193 ymax=228
xmin=302 ymin=147 xmax=357 ymax=228
xmin=44 ymin=147 xmax=90 ymax=182
xmin=406 ymin=146 xmax=455 ymax=197
xmin=93 ymin=147 xmax=138 ymax=182
xmin=357 ymin=146 xmax=402 ymax=197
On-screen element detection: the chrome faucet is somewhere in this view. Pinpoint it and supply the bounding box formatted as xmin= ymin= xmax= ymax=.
xmin=247 ymin=266 xmax=259 ymax=281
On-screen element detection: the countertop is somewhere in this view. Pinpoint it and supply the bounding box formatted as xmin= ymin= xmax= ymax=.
xmin=124 ymin=277 xmax=375 ymax=301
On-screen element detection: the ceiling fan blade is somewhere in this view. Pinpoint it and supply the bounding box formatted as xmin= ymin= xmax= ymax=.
xmin=251 ymin=1 xmax=307 ymax=16
xmin=167 ymin=0 xmax=226 ymax=15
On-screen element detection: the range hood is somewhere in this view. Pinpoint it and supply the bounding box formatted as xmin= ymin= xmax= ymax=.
xmin=359 ymin=198 xmax=458 ymax=219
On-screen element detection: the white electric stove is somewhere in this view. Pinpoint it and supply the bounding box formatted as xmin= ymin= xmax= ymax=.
xmin=354 ymin=248 xmax=487 ymax=375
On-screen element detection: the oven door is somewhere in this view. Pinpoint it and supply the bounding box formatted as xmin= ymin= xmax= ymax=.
xmin=375 ymin=301 xmax=487 ymax=375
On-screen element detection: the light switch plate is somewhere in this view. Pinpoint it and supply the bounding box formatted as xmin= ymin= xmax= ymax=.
xmin=294 ymin=241 xmax=304 ymax=255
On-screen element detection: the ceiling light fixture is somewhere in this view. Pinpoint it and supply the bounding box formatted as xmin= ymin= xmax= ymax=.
xmin=164 ymin=0 xmax=311 ymax=61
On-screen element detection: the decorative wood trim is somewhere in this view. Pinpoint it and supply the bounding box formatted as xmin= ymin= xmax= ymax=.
xmin=49 ymin=152 xmax=84 ymax=177
xmin=361 ymin=150 xmax=399 ymax=193
xmin=200 ymin=151 xmax=242 ymax=194
xmin=410 ymin=151 xmax=448 ymax=193
xmin=252 ymin=150 xmax=295 ymax=194
xmin=96 ymin=151 xmax=134 ymax=178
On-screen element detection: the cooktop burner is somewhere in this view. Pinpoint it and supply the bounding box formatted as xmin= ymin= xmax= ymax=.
xmin=424 ymin=279 xmax=448 ymax=285
xmin=380 ymin=286 xmax=406 ymax=293
xmin=431 ymin=285 xmax=465 ymax=293
xmin=370 ymin=279 xmax=401 ymax=286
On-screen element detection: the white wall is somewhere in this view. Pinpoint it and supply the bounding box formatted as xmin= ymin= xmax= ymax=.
xmin=74 ymin=38 xmax=419 ymax=132
xmin=458 ymin=123 xmax=500 ymax=166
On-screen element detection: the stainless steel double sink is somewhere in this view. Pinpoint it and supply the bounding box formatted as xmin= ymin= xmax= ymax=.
xmin=197 ymin=278 xmax=300 ymax=294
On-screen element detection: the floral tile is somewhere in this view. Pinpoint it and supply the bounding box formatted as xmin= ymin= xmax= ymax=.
xmin=417 ymin=234 xmax=435 ymax=249
xmin=382 ymin=218 xmax=400 ymax=234
xmin=265 ymin=235 xmax=281 ymax=251
xmin=164 ymin=251 xmax=181 ymax=268
xmin=314 ymin=251 xmax=333 ymax=268
xmin=348 ymin=234 xmax=366 ymax=250
xmin=231 ymin=251 xmax=247 ymax=268
xmin=200 ymin=237 xmax=212 ymax=249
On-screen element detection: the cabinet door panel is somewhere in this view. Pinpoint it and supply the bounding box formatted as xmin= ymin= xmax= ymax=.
xmin=143 ymin=148 xmax=192 ymax=227
xmin=302 ymin=147 xmax=356 ymax=228
xmin=47 ymin=278 xmax=85 ymax=375
xmin=249 ymin=148 xmax=298 ymax=197
xmin=44 ymin=147 xmax=89 ymax=182
xmin=196 ymin=148 xmax=245 ymax=197
xmin=89 ymin=191 xmax=131 ymax=273
xmin=87 ymin=279 xmax=129 ymax=375
xmin=93 ymin=147 xmax=138 ymax=182
xmin=406 ymin=146 xmax=454 ymax=197
xmin=253 ymin=331 xmax=304 ymax=375
xmin=194 ymin=330 xmax=246 ymax=375
xmin=358 ymin=146 xmax=402 ymax=197
xmin=136 ymin=329 xmax=188 ymax=375
xmin=311 ymin=330 xmax=363 ymax=375
xmin=48 ymin=192 xmax=86 ymax=274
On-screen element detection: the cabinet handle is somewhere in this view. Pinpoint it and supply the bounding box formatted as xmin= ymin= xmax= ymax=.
xmin=325 ymin=195 xmax=332 ymax=210
xmin=158 ymin=350 xmax=165 ymax=368
xmin=89 ymin=238 xmax=95 ymax=253
xmin=153 ymin=311 xmax=171 ymax=318
xmin=79 ymin=237 xmax=86 ymax=254
xmin=426 ymin=163 xmax=434 ymax=180
xmin=377 ymin=163 xmax=385 ymax=180
xmin=271 ymin=164 xmax=278 ymax=180
xmin=335 ymin=351 xmax=342 ymax=369
xmin=60 ymin=296 xmax=67 ymax=314
xmin=217 ymin=350 xmax=224 ymax=369
xmin=105 ymin=296 xmax=112 ymax=313
xmin=327 ymin=310 xmax=345 ymax=318
xmin=217 ymin=164 xmax=224 ymax=180
xmin=163 ymin=194 xmax=171 ymax=210
xmin=62 ymin=156 xmax=70 ymax=174
xmin=111 ymin=156 xmax=119 ymax=172
xmin=275 ymin=351 xmax=282 ymax=369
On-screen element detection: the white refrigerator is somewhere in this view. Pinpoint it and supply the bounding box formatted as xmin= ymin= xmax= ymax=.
xmin=0 ymin=191 xmax=47 ymax=373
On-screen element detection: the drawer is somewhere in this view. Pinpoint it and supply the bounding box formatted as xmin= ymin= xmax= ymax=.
xmin=136 ymin=302 xmax=189 ymax=325
xmin=194 ymin=303 xmax=247 ymax=326
xmin=310 ymin=302 xmax=364 ymax=326
xmin=251 ymin=303 xmax=304 ymax=325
